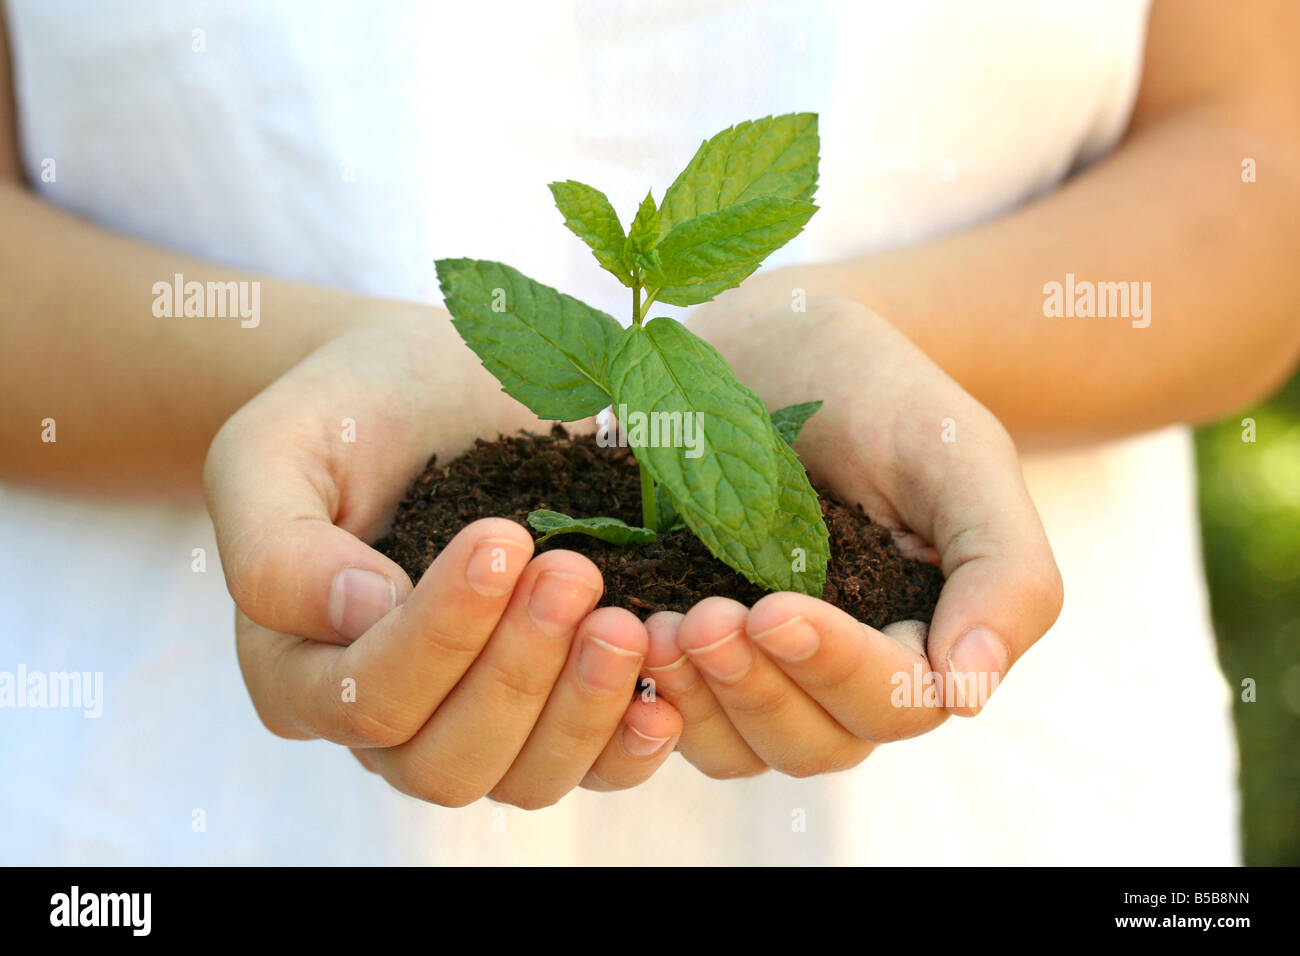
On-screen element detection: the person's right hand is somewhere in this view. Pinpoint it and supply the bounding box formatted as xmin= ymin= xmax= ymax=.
xmin=203 ymin=315 xmax=683 ymax=809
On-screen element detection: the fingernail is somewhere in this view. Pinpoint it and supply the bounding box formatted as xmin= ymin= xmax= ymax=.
xmin=750 ymin=615 xmax=819 ymax=662
xmin=527 ymin=571 xmax=600 ymax=635
xmin=328 ymin=568 xmax=397 ymax=640
xmin=622 ymin=724 xmax=670 ymax=757
xmin=577 ymin=635 xmax=643 ymax=693
xmin=466 ymin=538 xmax=529 ymax=596
xmin=946 ymin=626 xmax=1009 ymax=714
xmin=684 ymin=629 xmax=753 ymax=683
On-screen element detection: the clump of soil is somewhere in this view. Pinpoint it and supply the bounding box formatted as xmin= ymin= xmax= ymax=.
xmin=375 ymin=426 xmax=943 ymax=628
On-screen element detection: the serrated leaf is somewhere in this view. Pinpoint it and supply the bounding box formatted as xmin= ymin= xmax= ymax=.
xmin=548 ymin=180 xmax=632 ymax=285
xmin=436 ymin=258 xmax=620 ymax=421
xmin=771 ymin=400 xmax=824 ymax=446
xmin=527 ymin=510 xmax=656 ymax=546
xmin=645 ymin=196 xmax=817 ymax=306
xmin=744 ymin=420 xmax=830 ymax=595
xmin=606 ymin=317 xmax=780 ymax=554
xmin=626 ymin=190 xmax=659 ymax=271
xmin=658 ymin=113 xmax=820 ymax=238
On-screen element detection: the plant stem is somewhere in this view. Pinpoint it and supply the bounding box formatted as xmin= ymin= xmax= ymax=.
xmin=631 ymin=270 xmax=657 ymax=529
xmin=640 ymin=462 xmax=658 ymax=532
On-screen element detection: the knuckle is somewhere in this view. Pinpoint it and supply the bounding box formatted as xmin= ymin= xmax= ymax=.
xmin=419 ymin=618 xmax=485 ymax=665
xmin=237 ymin=626 xmax=313 ymax=741
xmin=779 ymin=741 xmax=872 ymax=778
xmin=396 ymin=757 xmax=485 ymax=808
xmin=251 ymin=699 xmax=312 ymax=741
xmin=720 ymin=687 xmax=793 ymax=723
xmin=481 ymin=656 xmax=555 ymax=710
xmin=543 ymin=709 xmax=611 ymax=754
xmin=332 ymin=689 xmax=414 ymax=748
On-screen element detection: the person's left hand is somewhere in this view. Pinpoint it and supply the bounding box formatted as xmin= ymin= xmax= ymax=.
xmin=638 ymin=296 xmax=1064 ymax=779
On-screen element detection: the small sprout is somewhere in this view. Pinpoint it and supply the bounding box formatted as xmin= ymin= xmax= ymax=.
xmin=437 ymin=114 xmax=831 ymax=596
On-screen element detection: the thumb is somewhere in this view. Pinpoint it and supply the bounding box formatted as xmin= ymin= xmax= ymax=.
xmin=921 ymin=436 xmax=1064 ymax=716
xmin=204 ymin=423 xmax=414 ymax=646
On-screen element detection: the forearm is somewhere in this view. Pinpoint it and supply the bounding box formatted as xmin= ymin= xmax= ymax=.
xmin=0 ymin=182 xmax=431 ymax=496
xmin=708 ymin=104 xmax=1300 ymax=449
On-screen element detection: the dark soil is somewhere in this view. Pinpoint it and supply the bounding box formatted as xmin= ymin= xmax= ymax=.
xmin=375 ymin=426 xmax=943 ymax=628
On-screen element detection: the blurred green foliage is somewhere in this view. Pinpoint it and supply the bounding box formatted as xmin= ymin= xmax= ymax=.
xmin=1195 ymin=367 xmax=1300 ymax=866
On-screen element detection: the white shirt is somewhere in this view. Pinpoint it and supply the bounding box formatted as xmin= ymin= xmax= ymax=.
xmin=0 ymin=0 xmax=1238 ymax=864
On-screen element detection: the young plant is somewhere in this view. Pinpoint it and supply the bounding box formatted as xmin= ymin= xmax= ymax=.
xmin=435 ymin=113 xmax=830 ymax=596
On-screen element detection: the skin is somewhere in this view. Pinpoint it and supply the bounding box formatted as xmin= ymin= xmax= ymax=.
xmin=206 ymin=323 xmax=684 ymax=808
xmin=646 ymin=301 xmax=1060 ymax=776
xmin=0 ymin=10 xmax=681 ymax=808
xmin=2 ymin=2 xmax=1298 ymax=796
xmin=643 ymin=0 xmax=1300 ymax=778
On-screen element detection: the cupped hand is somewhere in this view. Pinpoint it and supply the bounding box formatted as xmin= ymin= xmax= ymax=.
xmin=203 ymin=316 xmax=682 ymax=809
xmin=643 ymin=296 xmax=1063 ymax=779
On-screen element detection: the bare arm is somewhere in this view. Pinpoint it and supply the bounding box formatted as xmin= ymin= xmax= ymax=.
xmin=0 ymin=9 xmax=499 ymax=498
xmin=695 ymin=0 xmax=1300 ymax=449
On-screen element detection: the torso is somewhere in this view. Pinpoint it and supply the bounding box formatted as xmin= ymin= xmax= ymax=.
xmin=2 ymin=0 xmax=1237 ymax=863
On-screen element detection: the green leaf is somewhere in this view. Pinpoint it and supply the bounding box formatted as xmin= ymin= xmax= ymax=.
xmin=527 ymin=510 xmax=657 ymax=546
xmin=771 ymin=400 xmax=824 ymax=446
xmin=626 ymin=190 xmax=659 ymax=271
xmin=658 ymin=113 xmax=820 ymax=238
xmin=743 ymin=420 xmax=830 ymax=595
xmin=645 ymin=196 xmax=817 ymax=306
xmin=436 ymin=258 xmax=620 ymax=421
xmin=548 ymin=180 xmax=632 ymax=285
xmin=606 ymin=317 xmax=781 ymax=554
xmin=655 ymin=489 xmax=686 ymax=534
xmin=663 ymin=417 xmax=828 ymax=595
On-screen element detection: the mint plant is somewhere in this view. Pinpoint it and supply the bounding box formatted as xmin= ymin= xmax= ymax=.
xmin=435 ymin=113 xmax=830 ymax=595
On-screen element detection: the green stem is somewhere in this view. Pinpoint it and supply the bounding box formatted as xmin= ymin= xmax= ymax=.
xmin=631 ymin=271 xmax=657 ymax=529
xmin=640 ymin=462 xmax=658 ymax=532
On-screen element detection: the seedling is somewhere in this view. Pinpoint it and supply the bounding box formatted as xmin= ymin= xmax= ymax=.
xmin=435 ymin=114 xmax=830 ymax=595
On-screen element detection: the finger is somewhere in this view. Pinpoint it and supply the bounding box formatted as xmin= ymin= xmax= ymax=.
xmin=369 ymin=549 xmax=603 ymax=807
xmin=204 ymin=418 xmax=413 ymax=645
xmin=676 ymin=597 xmax=872 ymax=778
xmin=747 ymin=593 xmax=947 ymax=743
xmin=905 ymin=427 xmax=1064 ymax=716
xmin=236 ymin=518 xmax=533 ymax=745
xmin=489 ymin=607 xmax=650 ymax=809
xmin=234 ymin=611 xmax=318 ymax=741
xmin=641 ymin=611 xmax=766 ymax=779
xmin=580 ymin=694 xmax=684 ymax=792
xmin=820 ymin=363 xmax=1064 ymax=716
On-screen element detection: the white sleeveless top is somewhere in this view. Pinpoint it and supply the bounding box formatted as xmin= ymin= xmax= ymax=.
xmin=1 ymin=0 xmax=1239 ymax=864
